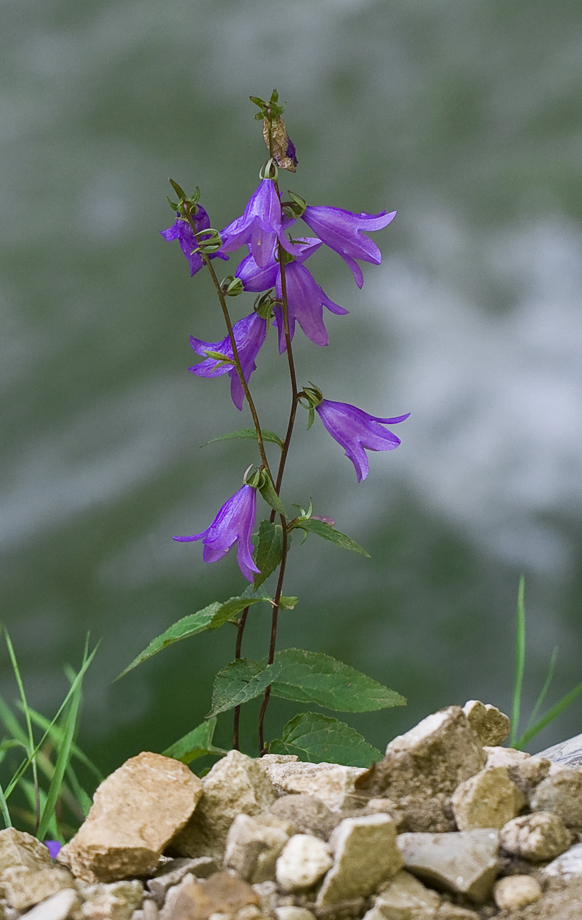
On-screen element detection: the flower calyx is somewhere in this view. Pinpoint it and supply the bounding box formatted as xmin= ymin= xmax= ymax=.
xmin=193 ymin=228 xmax=223 ymax=255
xmin=166 ymin=179 xmax=201 ymax=216
xmin=220 ymin=275 xmax=244 ymax=297
xmin=299 ymin=382 xmax=324 ymax=430
xmin=282 ymin=191 xmax=306 ymax=221
xmin=254 ymin=290 xmax=278 ymax=321
xmin=244 ymin=465 xmax=286 ymax=517
xmin=259 ymin=158 xmax=279 ymax=182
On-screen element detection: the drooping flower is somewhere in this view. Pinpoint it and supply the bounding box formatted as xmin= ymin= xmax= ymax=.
xmin=315 ymin=399 xmax=409 ymax=482
xmin=160 ymin=206 xmax=227 ymax=277
xmin=189 ymin=313 xmax=267 ymax=411
xmin=219 ymin=179 xmax=300 ymax=268
xmin=300 ymin=205 xmax=397 ymax=288
xmin=173 ymin=484 xmax=260 ymax=581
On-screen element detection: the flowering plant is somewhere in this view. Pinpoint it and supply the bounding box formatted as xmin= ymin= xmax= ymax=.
xmin=120 ymin=91 xmax=409 ymax=766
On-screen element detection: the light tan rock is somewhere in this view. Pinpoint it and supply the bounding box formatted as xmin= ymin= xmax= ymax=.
xmin=462 ymin=701 xmax=510 ymax=746
xmin=500 ymin=811 xmax=572 ymax=861
xmin=261 ymin=761 xmax=366 ymax=812
xmin=396 ymin=829 xmax=498 ymax=904
xmin=364 ymin=799 xmax=405 ymax=829
xmin=147 ymin=857 xmax=218 ymax=905
xmin=355 ymin=707 xmax=487 ymax=833
xmin=269 ymin=794 xmax=337 ymax=840
xmin=224 ymin=814 xmax=293 ymax=883
xmin=251 ymin=880 xmax=279 ymax=917
xmin=0 ymin=827 xmax=53 ymax=873
xmin=483 ymin=746 xmax=550 ymax=796
xmin=363 ymin=869 xmax=440 ymax=920
xmin=132 ymin=903 xmax=159 ymax=920
xmin=276 ymin=835 xmax=333 ymax=892
xmin=317 ymin=815 xmax=403 ymax=906
xmin=171 ymin=751 xmax=276 ymax=859
xmin=275 ymin=908 xmax=316 ymax=920
xmin=542 ymin=841 xmax=582 ymax=879
xmin=78 ymin=880 xmax=144 ymax=920
xmin=493 ymin=874 xmax=542 ymax=910
xmin=20 ymin=888 xmax=80 ymax=920
xmin=451 ymin=766 xmax=525 ymax=831
xmin=529 ymin=767 xmax=582 ymax=829
xmin=536 ymin=731 xmax=582 ymax=766
xmin=0 ymin=864 xmax=75 ymax=911
xmin=160 ymin=872 xmax=258 ymax=920
xmin=58 ymin=752 xmax=202 ymax=883
xmin=435 ymin=907 xmax=479 ymax=920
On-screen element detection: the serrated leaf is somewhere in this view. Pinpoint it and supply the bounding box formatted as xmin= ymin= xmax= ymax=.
xmin=268 ymin=712 xmax=382 ymax=766
xmin=293 ymin=519 xmax=370 ymax=557
xmin=202 ymin=429 xmax=283 ymax=449
xmin=208 ymin=659 xmax=281 ymax=717
xmin=253 ymin=522 xmax=284 ymax=588
xmin=162 ymin=717 xmax=227 ymax=764
xmin=209 ymin=595 xmax=268 ymax=630
xmin=268 ymin=649 xmax=406 ymax=712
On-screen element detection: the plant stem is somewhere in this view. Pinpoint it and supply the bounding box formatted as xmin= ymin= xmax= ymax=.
xmin=258 ymin=520 xmax=289 ymax=753
xmin=232 ymin=606 xmax=250 ymax=751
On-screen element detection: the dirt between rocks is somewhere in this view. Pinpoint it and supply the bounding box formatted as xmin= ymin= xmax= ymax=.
xmin=1 ymin=700 xmax=582 ymax=920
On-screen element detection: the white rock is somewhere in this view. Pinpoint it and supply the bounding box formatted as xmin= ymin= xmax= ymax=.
xmin=261 ymin=761 xmax=366 ymax=812
xmin=499 ymin=811 xmax=572 ymax=861
xmin=18 ymin=888 xmax=80 ymax=920
xmin=224 ymin=814 xmax=293 ymax=883
xmin=483 ymin=746 xmax=550 ymax=795
xmin=542 ymin=841 xmax=582 ymax=879
xmin=276 ymin=834 xmax=333 ymax=892
xmin=493 ymin=875 xmax=542 ymax=910
xmin=363 ymin=869 xmax=440 ymax=920
xmin=275 ymin=908 xmax=317 ymax=920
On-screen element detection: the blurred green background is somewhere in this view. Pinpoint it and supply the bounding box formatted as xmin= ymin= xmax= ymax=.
xmin=2 ymin=0 xmax=582 ymax=780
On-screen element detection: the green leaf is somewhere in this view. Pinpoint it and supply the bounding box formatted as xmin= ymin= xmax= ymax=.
xmin=253 ymin=522 xmax=284 ymax=588
xmin=208 ymin=659 xmax=282 ymax=717
xmin=268 ymin=649 xmax=406 ymax=712
xmin=208 ymin=595 xmax=266 ymax=630
xmin=292 ymin=519 xmax=370 ymax=557
xmin=162 ymin=717 xmax=227 ymax=764
xmin=279 ymin=596 xmax=298 ymax=610
xmin=258 ymin=471 xmax=286 ymax=517
xmin=269 ymin=712 xmax=382 ymax=766
xmin=203 ymin=429 xmax=283 ymax=449
xmin=169 ymin=178 xmax=187 ymax=199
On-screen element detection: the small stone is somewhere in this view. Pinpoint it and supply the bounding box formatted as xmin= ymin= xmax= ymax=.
xmin=529 ymin=767 xmax=582 ymax=829
xmin=132 ymin=903 xmax=159 ymax=920
xmin=317 ymin=815 xmax=403 ymax=905
xmin=542 ymin=841 xmax=582 ymax=879
xmin=397 ymin=829 xmax=499 ymax=904
xmin=252 ymin=880 xmax=278 ymax=916
xmin=262 ymin=762 xmax=366 ymax=813
xmin=493 ymin=874 xmax=542 ymax=910
xmin=224 ymin=814 xmax=293 ymax=883
xmin=275 ymin=908 xmax=317 ymax=920
xmin=451 ymin=766 xmax=525 ymax=831
xmin=170 ymin=752 xmax=276 ymax=859
xmin=160 ymin=872 xmax=258 ymax=920
xmin=483 ymin=746 xmax=550 ymax=796
xmin=78 ymin=880 xmax=144 ymax=920
xmin=147 ymin=858 xmax=218 ymax=905
xmin=462 ymin=701 xmax=510 ymax=746
xmin=236 ymin=906 xmax=262 ymax=920
xmin=363 ymin=869 xmax=440 ymax=919
xmin=18 ymin=888 xmax=80 ymax=920
xmin=0 ymin=828 xmax=53 ymax=873
xmin=436 ymin=907 xmax=480 ymax=920
xmin=276 ymin=835 xmax=333 ymax=892
xmin=269 ymin=795 xmax=338 ymax=840
xmin=363 ymin=799 xmax=405 ymax=830
xmin=500 ymin=811 xmax=572 ymax=861
xmin=0 ymin=865 xmax=75 ymax=911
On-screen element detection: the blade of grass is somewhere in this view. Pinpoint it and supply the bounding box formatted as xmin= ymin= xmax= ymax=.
xmin=0 ymin=780 xmax=12 ymax=829
xmin=4 ymin=631 xmax=41 ymax=829
xmin=510 ymin=575 xmax=526 ymax=748
xmin=517 ymin=680 xmax=582 ymax=748
xmin=523 ymin=645 xmax=559 ymax=736
xmin=20 ymin=778 xmax=59 ymax=841
xmin=15 ymin=705 xmax=103 ymax=782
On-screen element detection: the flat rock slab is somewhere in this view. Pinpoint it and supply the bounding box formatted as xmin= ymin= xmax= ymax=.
xmin=317 ymin=815 xmax=403 ymax=905
xmin=397 ymin=828 xmax=499 ymax=904
xmin=262 ymin=761 xmax=366 ymax=812
xmin=451 ymin=766 xmax=525 ymax=831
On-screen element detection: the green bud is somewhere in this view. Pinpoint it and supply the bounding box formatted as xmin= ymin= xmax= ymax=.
xmin=254 ymin=290 xmax=277 ymax=321
xmin=169 ymin=178 xmax=188 ymax=200
xmin=220 ymin=276 xmax=244 ymax=297
xmin=259 ymin=158 xmax=279 ymax=182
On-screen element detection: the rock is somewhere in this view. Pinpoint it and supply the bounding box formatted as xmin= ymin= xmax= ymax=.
xmin=542 ymin=842 xmax=582 ymax=879
xmin=529 ymin=767 xmax=582 ymax=829
xmin=252 ymin=880 xmax=279 ymax=916
xmin=363 ymin=869 xmax=440 ymax=920
xmin=435 ymin=907 xmax=479 ymax=920
xmin=499 ymin=811 xmax=572 ymax=861
xmin=276 ymin=835 xmax=333 ymax=892
xmin=462 ymin=701 xmax=510 ymax=746
xmin=262 ymin=762 xmax=366 ymax=813
xmin=0 ymin=865 xmax=75 ymax=911
xmin=536 ymin=731 xmax=582 ymax=766
xmin=160 ymin=871 xmax=259 ymax=920
xmin=0 ymin=828 xmax=53 ymax=873
xmin=396 ymin=829 xmax=498 ymax=904
xmin=363 ymin=799 xmax=405 ymax=830
xmin=147 ymin=857 xmax=219 ymax=906
xmin=58 ymin=752 xmax=202 ymax=883
xmin=170 ymin=751 xmax=276 ymax=859
xmin=317 ymin=815 xmax=403 ymax=906
xmin=493 ymin=874 xmax=543 ymax=910
xmin=77 ymin=880 xmax=144 ymax=920
xmin=355 ymin=707 xmax=487 ymax=832
xmin=131 ymin=903 xmax=159 ymax=920
xmin=19 ymin=888 xmax=80 ymax=920
xmin=451 ymin=766 xmax=525 ymax=831
xmin=275 ymin=909 xmax=317 ymax=920
xmin=269 ymin=795 xmax=338 ymax=840
xmin=224 ymin=814 xmax=293 ymax=883
xmin=483 ymin=747 xmax=550 ymax=796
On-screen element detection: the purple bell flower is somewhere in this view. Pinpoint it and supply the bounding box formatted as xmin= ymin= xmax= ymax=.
xmin=219 ymin=179 xmax=300 ymax=268
xmin=300 ymin=205 xmax=397 ymax=288
xmin=173 ymin=484 xmax=260 ymax=582
xmin=315 ymin=399 xmax=409 ymax=482
xmin=189 ymin=313 xmax=267 ymax=411
xmin=161 ymin=207 xmax=227 ymax=277
xmin=44 ymin=841 xmax=62 ymax=859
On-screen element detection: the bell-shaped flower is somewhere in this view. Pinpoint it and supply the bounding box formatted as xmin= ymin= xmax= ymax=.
xmin=161 ymin=206 xmax=227 ymax=277
xmin=189 ymin=313 xmax=267 ymax=411
xmin=315 ymin=399 xmax=409 ymax=482
xmin=173 ymin=484 xmax=260 ymax=582
xmin=300 ymin=205 xmax=396 ymax=288
xmin=219 ymin=179 xmax=300 ymax=268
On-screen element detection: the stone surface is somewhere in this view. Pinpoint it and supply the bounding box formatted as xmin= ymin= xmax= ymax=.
xmin=435 ymin=907 xmax=479 ymax=920
xmin=499 ymin=811 xmax=572 ymax=861
xmin=160 ymin=871 xmax=258 ymax=920
xmin=131 ymin=903 xmax=159 ymax=920
xmin=146 ymin=857 xmax=218 ymax=905
xmin=276 ymin=834 xmax=333 ymax=892
xmin=462 ymin=701 xmax=510 ymax=746
xmin=275 ymin=908 xmax=317 ymax=920
xmin=542 ymin=841 xmax=582 ymax=879
xmin=262 ymin=761 xmax=366 ymax=812
xmin=317 ymin=815 xmax=403 ymax=906
xmin=493 ymin=874 xmax=542 ymax=910
xmin=483 ymin=747 xmax=550 ymax=796
xmin=224 ymin=814 xmax=293 ymax=883
xmin=58 ymin=752 xmax=202 ymax=883
xmin=355 ymin=707 xmax=487 ymax=832
xmin=0 ymin=864 xmax=75 ymax=911
xmin=364 ymin=869 xmax=440 ymax=920
xmin=170 ymin=751 xmax=276 ymax=859
xmin=451 ymin=766 xmax=525 ymax=831
xmin=536 ymin=731 xmax=582 ymax=766
xmin=269 ymin=794 xmax=338 ymax=840
xmin=78 ymin=880 xmax=144 ymax=920
xmin=396 ymin=829 xmax=498 ymax=904
xmin=529 ymin=767 xmax=582 ymax=829
xmin=20 ymin=888 xmax=80 ymax=920
xmin=0 ymin=828 xmax=53 ymax=873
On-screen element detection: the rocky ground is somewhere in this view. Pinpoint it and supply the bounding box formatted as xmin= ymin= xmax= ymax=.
xmin=1 ymin=701 xmax=582 ymax=920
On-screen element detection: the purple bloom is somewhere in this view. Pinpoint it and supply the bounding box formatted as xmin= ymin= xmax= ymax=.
xmin=161 ymin=207 xmax=227 ymax=276
xmin=219 ymin=180 xmax=300 ymax=268
xmin=315 ymin=399 xmax=409 ymax=482
xmin=189 ymin=313 xmax=267 ymax=411
xmin=44 ymin=841 xmax=62 ymax=859
xmin=174 ymin=484 xmax=260 ymax=581
xmin=300 ymin=206 xmax=397 ymax=288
